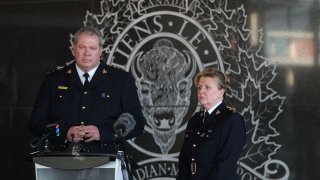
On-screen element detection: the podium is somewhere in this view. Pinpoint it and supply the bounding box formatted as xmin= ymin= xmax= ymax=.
xmin=32 ymin=152 xmax=123 ymax=180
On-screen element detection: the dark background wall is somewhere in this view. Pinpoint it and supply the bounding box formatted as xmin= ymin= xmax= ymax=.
xmin=0 ymin=1 xmax=99 ymax=179
xmin=0 ymin=0 xmax=319 ymax=179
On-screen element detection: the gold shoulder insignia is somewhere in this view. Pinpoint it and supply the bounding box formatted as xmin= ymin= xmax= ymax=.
xmin=226 ymin=106 xmax=236 ymax=112
xmin=46 ymin=61 xmax=74 ymax=75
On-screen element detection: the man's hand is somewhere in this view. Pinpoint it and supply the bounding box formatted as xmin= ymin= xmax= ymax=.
xmin=67 ymin=126 xmax=86 ymax=142
xmin=81 ymin=125 xmax=100 ymax=142
xmin=67 ymin=125 xmax=100 ymax=143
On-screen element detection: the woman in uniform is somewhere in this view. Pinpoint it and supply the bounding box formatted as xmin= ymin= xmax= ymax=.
xmin=177 ymin=68 xmax=246 ymax=180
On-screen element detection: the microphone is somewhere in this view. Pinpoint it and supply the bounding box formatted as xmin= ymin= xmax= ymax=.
xmin=29 ymin=122 xmax=61 ymax=152
xmin=113 ymin=113 xmax=136 ymax=139
xmin=46 ymin=122 xmax=59 ymax=129
xmin=113 ymin=113 xmax=137 ymax=180
xmin=46 ymin=122 xmax=60 ymax=137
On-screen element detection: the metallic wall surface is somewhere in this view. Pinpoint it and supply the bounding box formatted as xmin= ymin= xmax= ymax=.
xmin=0 ymin=0 xmax=319 ymax=179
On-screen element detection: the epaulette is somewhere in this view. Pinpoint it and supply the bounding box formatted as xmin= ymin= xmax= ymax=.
xmin=46 ymin=60 xmax=74 ymax=75
xmin=226 ymin=106 xmax=236 ymax=113
xmin=46 ymin=67 xmax=63 ymax=75
xmin=108 ymin=64 xmax=127 ymax=72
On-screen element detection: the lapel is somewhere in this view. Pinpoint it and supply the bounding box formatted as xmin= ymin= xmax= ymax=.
xmin=65 ymin=63 xmax=83 ymax=89
xmin=66 ymin=62 xmax=109 ymax=90
xmin=195 ymin=111 xmax=206 ymax=130
xmin=202 ymin=102 xmax=226 ymax=128
xmin=89 ymin=63 xmax=109 ymax=89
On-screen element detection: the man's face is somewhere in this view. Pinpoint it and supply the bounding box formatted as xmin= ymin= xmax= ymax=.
xmin=72 ymin=33 xmax=102 ymax=72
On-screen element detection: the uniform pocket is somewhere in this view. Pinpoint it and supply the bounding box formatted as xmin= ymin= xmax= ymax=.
xmin=54 ymin=90 xmax=73 ymax=116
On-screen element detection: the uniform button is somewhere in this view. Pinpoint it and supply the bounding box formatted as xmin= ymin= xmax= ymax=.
xmin=191 ymin=158 xmax=195 ymax=161
xmin=193 ymin=144 xmax=196 ymax=147
xmin=84 ymin=91 xmax=88 ymax=94
xmin=197 ymin=132 xmax=200 ymax=134
xmin=82 ymin=106 xmax=86 ymax=109
xmin=101 ymin=144 xmax=107 ymax=148
xmin=59 ymin=95 xmax=62 ymax=98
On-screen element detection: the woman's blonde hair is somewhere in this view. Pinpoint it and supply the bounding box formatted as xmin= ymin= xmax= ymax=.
xmin=194 ymin=68 xmax=230 ymax=90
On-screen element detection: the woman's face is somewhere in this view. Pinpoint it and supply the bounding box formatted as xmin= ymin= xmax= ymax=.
xmin=197 ymin=76 xmax=225 ymax=110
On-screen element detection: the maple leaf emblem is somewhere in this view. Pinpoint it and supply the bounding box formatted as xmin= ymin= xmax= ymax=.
xmin=71 ymin=0 xmax=290 ymax=179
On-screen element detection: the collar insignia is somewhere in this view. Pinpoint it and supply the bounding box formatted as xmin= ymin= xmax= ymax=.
xmin=102 ymin=69 xmax=107 ymax=74
xmin=215 ymin=110 xmax=221 ymax=115
xmin=66 ymin=69 xmax=72 ymax=74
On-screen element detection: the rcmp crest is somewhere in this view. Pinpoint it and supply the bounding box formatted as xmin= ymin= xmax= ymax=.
xmin=72 ymin=0 xmax=289 ymax=179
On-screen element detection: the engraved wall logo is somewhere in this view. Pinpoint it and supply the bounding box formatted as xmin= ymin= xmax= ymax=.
xmin=73 ymin=0 xmax=290 ymax=179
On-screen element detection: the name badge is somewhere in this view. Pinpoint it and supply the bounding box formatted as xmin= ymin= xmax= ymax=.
xmin=58 ymin=86 xmax=68 ymax=90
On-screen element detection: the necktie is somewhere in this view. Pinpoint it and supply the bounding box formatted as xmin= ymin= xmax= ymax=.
xmin=83 ymin=73 xmax=90 ymax=90
xmin=203 ymin=111 xmax=210 ymax=124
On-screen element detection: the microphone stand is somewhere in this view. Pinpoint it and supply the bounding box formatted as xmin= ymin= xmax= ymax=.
xmin=114 ymin=134 xmax=133 ymax=180
xmin=29 ymin=131 xmax=52 ymax=154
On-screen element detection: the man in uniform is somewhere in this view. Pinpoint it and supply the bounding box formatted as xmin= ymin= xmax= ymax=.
xmin=28 ymin=26 xmax=145 ymax=154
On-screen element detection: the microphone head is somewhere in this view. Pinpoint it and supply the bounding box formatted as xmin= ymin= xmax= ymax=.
xmin=114 ymin=113 xmax=136 ymax=137
xmin=45 ymin=122 xmax=61 ymax=137
xmin=46 ymin=122 xmax=59 ymax=129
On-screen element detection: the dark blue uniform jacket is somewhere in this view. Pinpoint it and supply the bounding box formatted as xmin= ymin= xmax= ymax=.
xmin=177 ymin=102 xmax=245 ymax=180
xmin=29 ymin=61 xmax=145 ymax=154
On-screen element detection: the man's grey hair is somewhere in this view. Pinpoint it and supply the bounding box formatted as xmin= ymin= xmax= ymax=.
xmin=73 ymin=26 xmax=104 ymax=47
